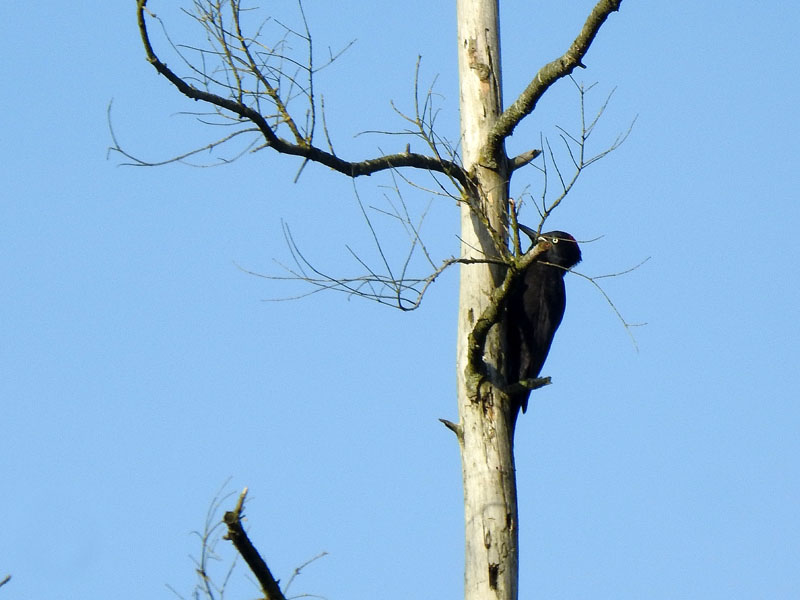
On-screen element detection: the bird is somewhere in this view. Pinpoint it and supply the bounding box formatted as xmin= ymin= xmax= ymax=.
xmin=505 ymin=225 xmax=581 ymax=413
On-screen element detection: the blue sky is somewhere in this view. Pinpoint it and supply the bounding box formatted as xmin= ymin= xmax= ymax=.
xmin=2 ymin=2 xmax=799 ymax=599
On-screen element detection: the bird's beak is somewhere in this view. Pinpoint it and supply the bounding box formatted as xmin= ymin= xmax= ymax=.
xmin=517 ymin=223 xmax=539 ymax=241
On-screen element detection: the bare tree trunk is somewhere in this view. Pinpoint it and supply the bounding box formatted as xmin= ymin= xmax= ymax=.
xmin=456 ymin=2 xmax=518 ymax=600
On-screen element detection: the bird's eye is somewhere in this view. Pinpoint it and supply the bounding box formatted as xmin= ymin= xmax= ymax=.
xmin=550 ymin=237 xmax=559 ymax=244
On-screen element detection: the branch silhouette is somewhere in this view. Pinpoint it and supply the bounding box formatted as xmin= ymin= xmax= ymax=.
xmin=488 ymin=0 xmax=623 ymax=165
xmin=130 ymin=0 xmax=468 ymax=186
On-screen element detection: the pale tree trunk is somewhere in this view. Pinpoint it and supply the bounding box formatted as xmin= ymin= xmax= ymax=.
xmin=455 ymin=2 xmax=518 ymax=600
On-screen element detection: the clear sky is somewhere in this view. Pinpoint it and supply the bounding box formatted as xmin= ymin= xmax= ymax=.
xmin=2 ymin=2 xmax=799 ymax=599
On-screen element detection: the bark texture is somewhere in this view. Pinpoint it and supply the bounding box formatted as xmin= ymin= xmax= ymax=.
xmin=456 ymin=2 xmax=519 ymax=599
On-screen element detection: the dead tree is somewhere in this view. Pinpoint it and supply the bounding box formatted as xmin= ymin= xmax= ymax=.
xmin=125 ymin=1 xmax=625 ymax=599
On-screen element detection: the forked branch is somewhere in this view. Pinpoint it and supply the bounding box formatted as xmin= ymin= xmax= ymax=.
xmin=244 ymin=222 xmax=501 ymax=312
xmin=510 ymin=79 xmax=634 ymax=235
xmin=487 ymin=0 xmax=622 ymax=163
xmin=134 ymin=0 xmax=468 ymax=186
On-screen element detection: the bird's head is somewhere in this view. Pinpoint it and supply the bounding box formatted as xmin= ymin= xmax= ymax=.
xmin=518 ymin=224 xmax=582 ymax=270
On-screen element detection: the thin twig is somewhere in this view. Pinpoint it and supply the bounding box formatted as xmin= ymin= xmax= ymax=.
xmin=128 ymin=0 xmax=469 ymax=185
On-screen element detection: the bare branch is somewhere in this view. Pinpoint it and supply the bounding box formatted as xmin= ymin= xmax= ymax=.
xmin=508 ymin=148 xmax=542 ymax=172
xmin=282 ymin=552 xmax=329 ymax=596
xmin=233 ymin=170 xmax=479 ymax=311
xmin=571 ymin=263 xmax=648 ymax=350
xmin=107 ymin=100 xmax=260 ymax=167
xmin=165 ymin=481 xmax=242 ymax=600
xmin=229 ymin=0 xmax=305 ymax=144
xmin=360 ymin=57 xmax=467 ymax=199
xmin=241 ymin=233 xmax=503 ymax=312
xmin=439 ymin=418 xmax=463 ymax=440
xmin=525 ymin=79 xmax=634 ymax=233
xmin=591 ymin=255 xmax=650 ymax=280
xmin=484 ymin=0 xmax=622 ymax=161
xmin=133 ymin=0 xmax=469 ymax=186
xmin=223 ymin=488 xmax=287 ymax=600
